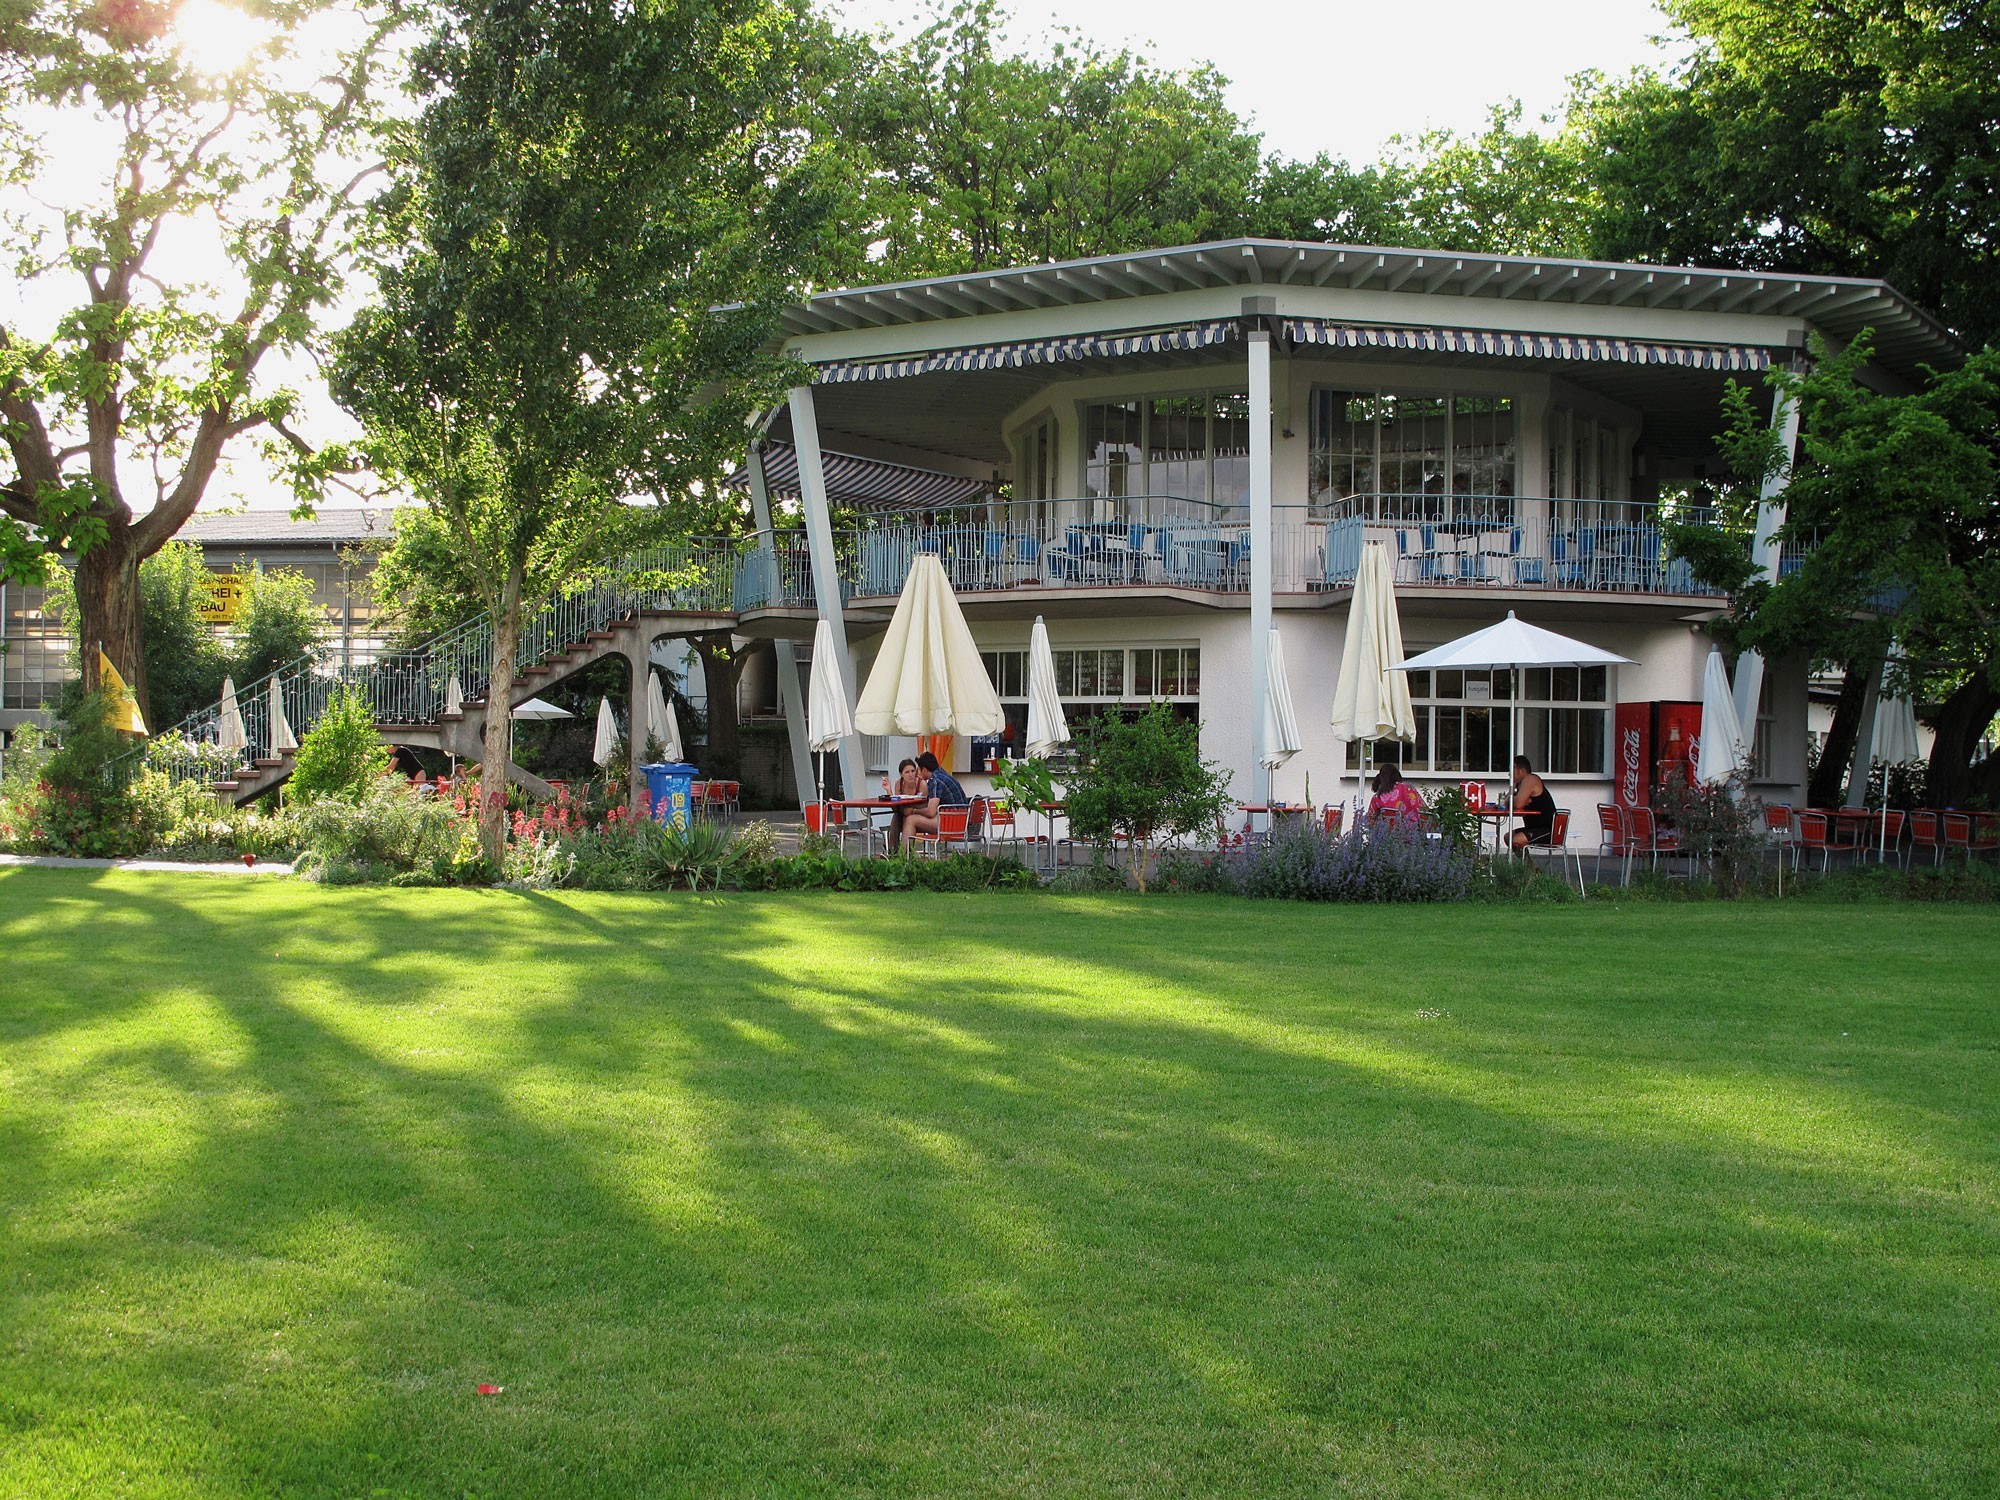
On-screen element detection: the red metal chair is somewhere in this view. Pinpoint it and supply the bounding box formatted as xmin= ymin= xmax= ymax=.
xmin=1870 ymin=808 xmax=1906 ymax=867
xmin=911 ymin=796 xmax=987 ymax=858
xmin=1972 ymin=811 xmax=2000 ymax=862
xmin=1525 ymin=809 xmax=1585 ymax=894
xmin=1595 ymin=803 xmax=1633 ymax=885
xmin=703 ymin=780 xmax=740 ymax=819
xmin=1322 ymin=804 xmax=1345 ymax=836
xmin=1762 ymin=804 xmax=1798 ymax=872
xmin=983 ymin=799 xmax=1044 ymax=865
xmin=1910 ymin=809 xmax=1945 ymax=866
xmin=1796 ymin=810 xmax=1848 ymax=873
xmin=1943 ymin=811 xmax=1975 ymax=864
xmin=1626 ymin=805 xmax=1682 ymax=879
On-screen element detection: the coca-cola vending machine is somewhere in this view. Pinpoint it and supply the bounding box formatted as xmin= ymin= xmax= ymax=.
xmin=1612 ymin=701 xmax=1704 ymax=812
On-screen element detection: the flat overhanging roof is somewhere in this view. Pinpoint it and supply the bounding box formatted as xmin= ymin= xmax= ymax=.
xmin=783 ymin=239 xmax=1961 ymax=380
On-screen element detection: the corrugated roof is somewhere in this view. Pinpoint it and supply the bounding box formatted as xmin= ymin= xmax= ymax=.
xmin=180 ymin=508 xmax=400 ymax=547
xmin=783 ymin=239 xmax=1961 ymax=380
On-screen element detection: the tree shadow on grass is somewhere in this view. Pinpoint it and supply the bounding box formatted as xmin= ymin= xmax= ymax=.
xmin=3 ymin=872 xmax=1998 ymax=1498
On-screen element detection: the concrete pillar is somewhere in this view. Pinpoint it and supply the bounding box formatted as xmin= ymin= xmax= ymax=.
xmin=748 ymin=439 xmax=818 ymax=807
xmin=1248 ymin=323 xmax=1274 ymax=804
xmin=628 ymin=634 xmax=650 ymax=817
xmin=788 ymin=385 xmax=864 ymax=798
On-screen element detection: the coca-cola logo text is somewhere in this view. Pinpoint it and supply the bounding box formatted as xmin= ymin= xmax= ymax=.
xmin=1620 ymin=727 xmax=1642 ymax=805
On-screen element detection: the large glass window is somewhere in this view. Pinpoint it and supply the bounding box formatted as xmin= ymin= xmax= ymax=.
xmin=1347 ymin=663 xmax=1610 ymax=777
xmin=1309 ymin=389 xmax=1515 ymax=522
xmin=1 ymin=584 xmax=74 ymax=710
xmin=981 ymin=643 xmax=1201 ymax=745
xmin=1082 ymin=393 xmax=1251 ymax=517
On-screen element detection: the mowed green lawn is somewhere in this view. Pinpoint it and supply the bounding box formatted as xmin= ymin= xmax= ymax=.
xmin=2 ymin=868 xmax=1997 ymax=1499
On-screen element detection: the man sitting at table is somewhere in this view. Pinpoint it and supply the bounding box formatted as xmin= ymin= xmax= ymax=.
xmin=895 ymin=750 xmax=970 ymax=851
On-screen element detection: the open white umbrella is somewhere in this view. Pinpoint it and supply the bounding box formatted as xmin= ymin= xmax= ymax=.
xmin=592 ymin=696 xmax=619 ymax=768
xmin=1025 ymin=615 xmax=1068 ymax=757
xmin=267 ymin=677 xmax=296 ymax=754
xmin=1394 ymin=610 xmax=1634 ymax=789
xmin=445 ymin=675 xmax=463 ymax=716
xmin=806 ymin=617 xmax=855 ymax=804
xmin=1696 ymin=646 xmax=1747 ymax=786
xmin=512 ymin=697 xmax=571 ymax=721
xmin=1331 ymin=541 xmax=1417 ymax=808
xmin=855 ymin=554 xmax=1004 ymax=737
xmin=1262 ymin=627 xmax=1302 ymax=773
xmin=217 ymin=676 xmax=246 ymax=754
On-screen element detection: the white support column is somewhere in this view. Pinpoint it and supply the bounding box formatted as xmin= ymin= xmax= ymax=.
xmin=1732 ymin=385 xmax=1802 ymax=734
xmin=748 ymin=441 xmax=818 ymax=809
xmin=788 ymin=384 xmax=864 ymax=799
xmin=1248 ymin=325 xmax=1274 ymax=805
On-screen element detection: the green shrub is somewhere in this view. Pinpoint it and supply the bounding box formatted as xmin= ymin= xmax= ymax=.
xmin=294 ymin=776 xmax=487 ymax=883
xmin=1065 ymin=704 xmax=1232 ymax=893
xmin=125 ymin=770 xmax=304 ymax=862
xmin=0 ymin=693 xmax=149 ymax=857
xmin=288 ymin=684 xmax=392 ymax=804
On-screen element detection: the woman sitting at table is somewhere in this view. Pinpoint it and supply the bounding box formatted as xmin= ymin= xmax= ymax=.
xmin=895 ymin=750 xmax=969 ymax=851
xmin=1368 ymin=764 xmax=1425 ymax=825
xmin=1509 ymin=755 xmax=1558 ymax=852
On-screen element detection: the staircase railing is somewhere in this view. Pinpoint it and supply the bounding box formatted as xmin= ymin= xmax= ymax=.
xmin=134 ymin=538 xmax=753 ymax=790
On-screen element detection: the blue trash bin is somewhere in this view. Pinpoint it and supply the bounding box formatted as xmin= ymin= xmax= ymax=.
xmin=641 ymin=762 xmax=700 ymax=829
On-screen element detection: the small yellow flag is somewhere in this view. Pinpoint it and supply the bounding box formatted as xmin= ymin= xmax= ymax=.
xmin=97 ymin=650 xmax=148 ymax=736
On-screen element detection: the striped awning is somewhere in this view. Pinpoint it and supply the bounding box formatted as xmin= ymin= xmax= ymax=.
xmin=730 ymin=441 xmax=990 ymax=511
xmin=1282 ymin=319 xmax=1774 ymax=372
xmin=809 ymin=319 xmax=1241 ymax=384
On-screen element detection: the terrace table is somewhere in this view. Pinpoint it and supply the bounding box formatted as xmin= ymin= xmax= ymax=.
xmin=828 ymin=796 xmax=926 ymax=855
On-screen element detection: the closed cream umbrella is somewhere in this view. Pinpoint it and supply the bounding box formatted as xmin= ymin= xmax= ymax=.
xmin=1330 ymin=540 xmax=1416 ymax=809
xmin=1870 ymin=644 xmax=1922 ymax=860
xmin=855 ymin=554 xmax=1004 ymax=737
xmin=217 ymin=676 xmax=246 ymax=755
xmin=1262 ymin=627 xmax=1302 ymax=773
xmin=445 ymin=675 xmax=463 ymax=716
xmin=807 ymin=617 xmax=855 ymax=804
xmin=267 ymin=676 xmax=296 ymax=754
xmin=648 ymin=671 xmax=682 ymax=762
xmin=1025 ymin=615 xmax=1067 ymax=756
xmin=592 ymin=696 xmax=619 ymax=769
xmin=1696 ymin=646 xmax=1748 ymax=785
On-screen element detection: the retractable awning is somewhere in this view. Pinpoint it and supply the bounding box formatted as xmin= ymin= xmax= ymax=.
xmin=809 ymin=319 xmax=1240 ymax=384
xmin=1282 ymin=318 xmax=1775 ymax=372
xmin=730 ymin=441 xmax=990 ymax=511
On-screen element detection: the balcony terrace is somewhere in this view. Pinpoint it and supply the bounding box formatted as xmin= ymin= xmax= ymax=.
xmin=730 ymin=494 xmax=1731 ymax=616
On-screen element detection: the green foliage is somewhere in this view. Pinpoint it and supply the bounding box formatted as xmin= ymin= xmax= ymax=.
xmin=826 ymin=0 xmax=1260 ymax=279
xmin=1065 ymin=704 xmax=1232 ymax=892
xmin=231 ymin=564 xmax=326 ymax=687
xmin=1422 ymin=783 xmax=1482 ymax=856
xmin=989 ymin=755 xmax=1056 ymax=813
xmin=287 ymin=684 xmax=392 ymax=805
xmin=293 ymin=776 xmax=489 ymax=885
xmin=1579 ymin=1 xmax=2000 ymax=348
xmin=0 ymin=692 xmax=146 ymax=856
xmin=125 ymin=770 xmax=303 ymax=863
xmin=738 ymin=850 xmax=1038 ymax=894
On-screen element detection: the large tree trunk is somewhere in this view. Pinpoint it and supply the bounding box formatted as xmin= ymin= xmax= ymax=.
xmin=690 ymin=633 xmax=744 ymax=780
xmin=1809 ymin=661 xmax=1868 ymax=807
xmin=1926 ymin=667 xmax=2000 ymax=809
xmin=479 ymin=560 xmax=525 ymax=863
xmin=70 ymin=523 xmax=148 ymax=723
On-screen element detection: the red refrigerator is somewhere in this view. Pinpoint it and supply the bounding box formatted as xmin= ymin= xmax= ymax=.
xmin=1612 ymin=701 xmax=1704 ymax=812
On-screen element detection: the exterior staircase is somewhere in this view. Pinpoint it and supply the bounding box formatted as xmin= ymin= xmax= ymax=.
xmin=139 ymin=541 xmax=749 ymax=805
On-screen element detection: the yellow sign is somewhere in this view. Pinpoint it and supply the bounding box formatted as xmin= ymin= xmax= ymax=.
xmin=97 ymin=650 xmax=148 ymax=736
xmin=198 ymin=572 xmax=248 ymax=624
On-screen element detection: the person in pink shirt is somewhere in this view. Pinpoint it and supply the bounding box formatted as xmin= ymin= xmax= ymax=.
xmin=1368 ymin=764 xmax=1425 ymax=825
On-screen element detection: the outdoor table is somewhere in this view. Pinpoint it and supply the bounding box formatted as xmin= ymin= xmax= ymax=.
xmin=1033 ymin=801 xmax=1067 ymax=870
xmin=1472 ymin=805 xmax=1520 ymax=855
xmin=828 ymin=796 xmax=926 ymax=854
xmin=1236 ymin=803 xmax=1311 ymax=840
